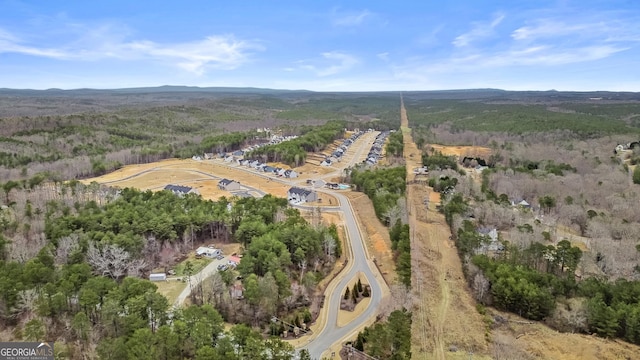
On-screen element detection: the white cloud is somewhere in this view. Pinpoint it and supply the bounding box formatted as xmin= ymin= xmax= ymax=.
xmin=332 ymin=9 xmax=372 ymax=26
xmin=0 ymin=26 xmax=261 ymax=75
xmin=377 ymin=52 xmax=389 ymax=62
xmin=453 ymin=13 xmax=505 ymax=47
xmin=296 ymin=51 xmax=359 ymax=77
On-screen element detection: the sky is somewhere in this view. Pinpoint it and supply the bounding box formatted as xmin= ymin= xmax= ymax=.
xmin=0 ymin=0 xmax=639 ymax=91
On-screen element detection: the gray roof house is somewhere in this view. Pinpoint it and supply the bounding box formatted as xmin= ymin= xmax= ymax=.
xmin=287 ymin=187 xmax=318 ymax=203
xmin=164 ymin=184 xmax=199 ymax=196
xmin=218 ymin=179 xmax=241 ymax=191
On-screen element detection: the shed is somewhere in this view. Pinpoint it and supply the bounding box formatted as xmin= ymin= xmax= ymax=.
xmin=149 ymin=273 xmax=167 ymax=282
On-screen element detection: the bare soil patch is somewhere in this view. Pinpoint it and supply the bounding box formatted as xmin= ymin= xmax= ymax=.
xmin=403 ymin=100 xmax=490 ymax=359
xmin=490 ymin=309 xmax=640 ymax=360
xmin=429 ymin=144 xmax=492 ymax=159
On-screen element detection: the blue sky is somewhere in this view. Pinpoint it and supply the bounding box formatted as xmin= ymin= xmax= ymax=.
xmin=0 ymin=0 xmax=638 ymax=91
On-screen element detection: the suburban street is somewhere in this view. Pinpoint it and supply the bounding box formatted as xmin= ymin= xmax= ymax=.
xmin=301 ymin=190 xmax=385 ymax=359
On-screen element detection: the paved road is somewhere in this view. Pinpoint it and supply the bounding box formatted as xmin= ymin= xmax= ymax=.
xmin=301 ymin=191 xmax=384 ymax=359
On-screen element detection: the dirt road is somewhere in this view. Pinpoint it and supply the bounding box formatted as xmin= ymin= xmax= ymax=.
xmin=402 ymin=96 xmax=489 ymax=359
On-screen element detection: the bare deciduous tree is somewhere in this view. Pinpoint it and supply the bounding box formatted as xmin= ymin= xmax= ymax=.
xmin=472 ymin=272 xmax=490 ymax=304
xmin=322 ymin=233 xmax=336 ymax=262
xmin=86 ymin=243 xmax=146 ymax=279
xmin=55 ymin=234 xmax=80 ymax=265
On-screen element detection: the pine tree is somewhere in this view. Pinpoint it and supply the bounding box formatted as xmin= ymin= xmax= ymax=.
xmin=357 ymin=278 xmax=363 ymax=293
xmin=344 ymin=287 xmax=350 ymax=300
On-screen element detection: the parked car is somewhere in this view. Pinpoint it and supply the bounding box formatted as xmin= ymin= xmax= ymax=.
xmin=216 ymin=254 xmax=224 ymax=260
xmin=217 ymin=264 xmax=228 ymax=271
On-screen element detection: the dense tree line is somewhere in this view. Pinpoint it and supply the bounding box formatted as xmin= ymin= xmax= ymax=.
xmin=353 ymin=309 xmax=412 ymax=359
xmin=389 ymin=221 xmax=411 ymax=287
xmin=349 ymin=165 xmax=406 ymax=225
xmin=405 ymin=99 xmax=640 ymax=136
xmin=385 ymin=131 xmax=404 ymax=158
xmin=422 ymin=150 xmax=458 ymax=171
xmin=246 ymin=121 xmax=346 ymax=166
xmin=176 ymin=131 xmax=257 ymax=158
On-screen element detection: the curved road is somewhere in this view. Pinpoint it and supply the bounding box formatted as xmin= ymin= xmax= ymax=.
xmin=93 ymin=131 xmax=387 ymax=359
xmin=301 ymin=190 xmax=384 ymax=359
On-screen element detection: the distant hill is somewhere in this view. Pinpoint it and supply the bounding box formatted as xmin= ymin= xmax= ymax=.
xmin=0 ymin=86 xmax=637 ymax=101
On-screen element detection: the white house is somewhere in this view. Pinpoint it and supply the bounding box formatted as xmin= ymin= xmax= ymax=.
xmin=287 ymin=187 xmax=318 ymax=203
xmin=284 ymin=169 xmax=298 ymax=178
xmin=196 ymin=247 xmax=221 ymax=258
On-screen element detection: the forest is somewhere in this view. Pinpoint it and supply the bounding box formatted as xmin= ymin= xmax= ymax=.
xmin=0 ymin=181 xmax=340 ymax=358
xmin=245 ymin=120 xmax=346 ymax=166
xmin=409 ymin=97 xmax=640 ymax=345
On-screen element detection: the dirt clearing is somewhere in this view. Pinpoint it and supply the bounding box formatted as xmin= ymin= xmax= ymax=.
xmin=428 ymin=144 xmax=492 ymax=159
xmin=403 ymin=97 xmax=490 ymax=359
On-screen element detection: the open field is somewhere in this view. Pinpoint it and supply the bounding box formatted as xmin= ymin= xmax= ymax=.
xmin=82 ymin=158 xmax=338 ymax=205
xmin=155 ymin=280 xmax=187 ymax=305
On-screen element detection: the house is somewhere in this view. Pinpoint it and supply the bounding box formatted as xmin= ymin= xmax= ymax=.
xmin=149 ymin=273 xmax=167 ymax=282
xmin=263 ymin=166 xmax=276 ymax=173
xmin=192 ymin=155 xmax=202 ymax=161
xmin=204 ymin=153 xmax=214 ymax=160
xmin=164 ymin=184 xmax=199 ymax=196
xmin=218 ymin=179 xmax=241 ymax=191
xmin=325 ymin=183 xmax=340 ymax=190
xmin=284 ymin=169 xmax=298 ymax=178
xmin=232 ymin=150 xmax=244 ymax=156
xmin=413 ymin=167 xmax=429 ymax=175
xmin=512 ymin=199 xmax=532 ymax=209
xmin=228 ymin=255 xmax=241 ymax=267
xmin=196 ymin=247 xmax=221 ymax=258
xmin=288 ymin=187 xmax=318 ymax=203
xmin=230 ymin=283 xmax=244 ymax=299
xmin=477 ymin=228 xmax=504 ymax=253
xmin=224 ymin=155 xmax=234 ymax=163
